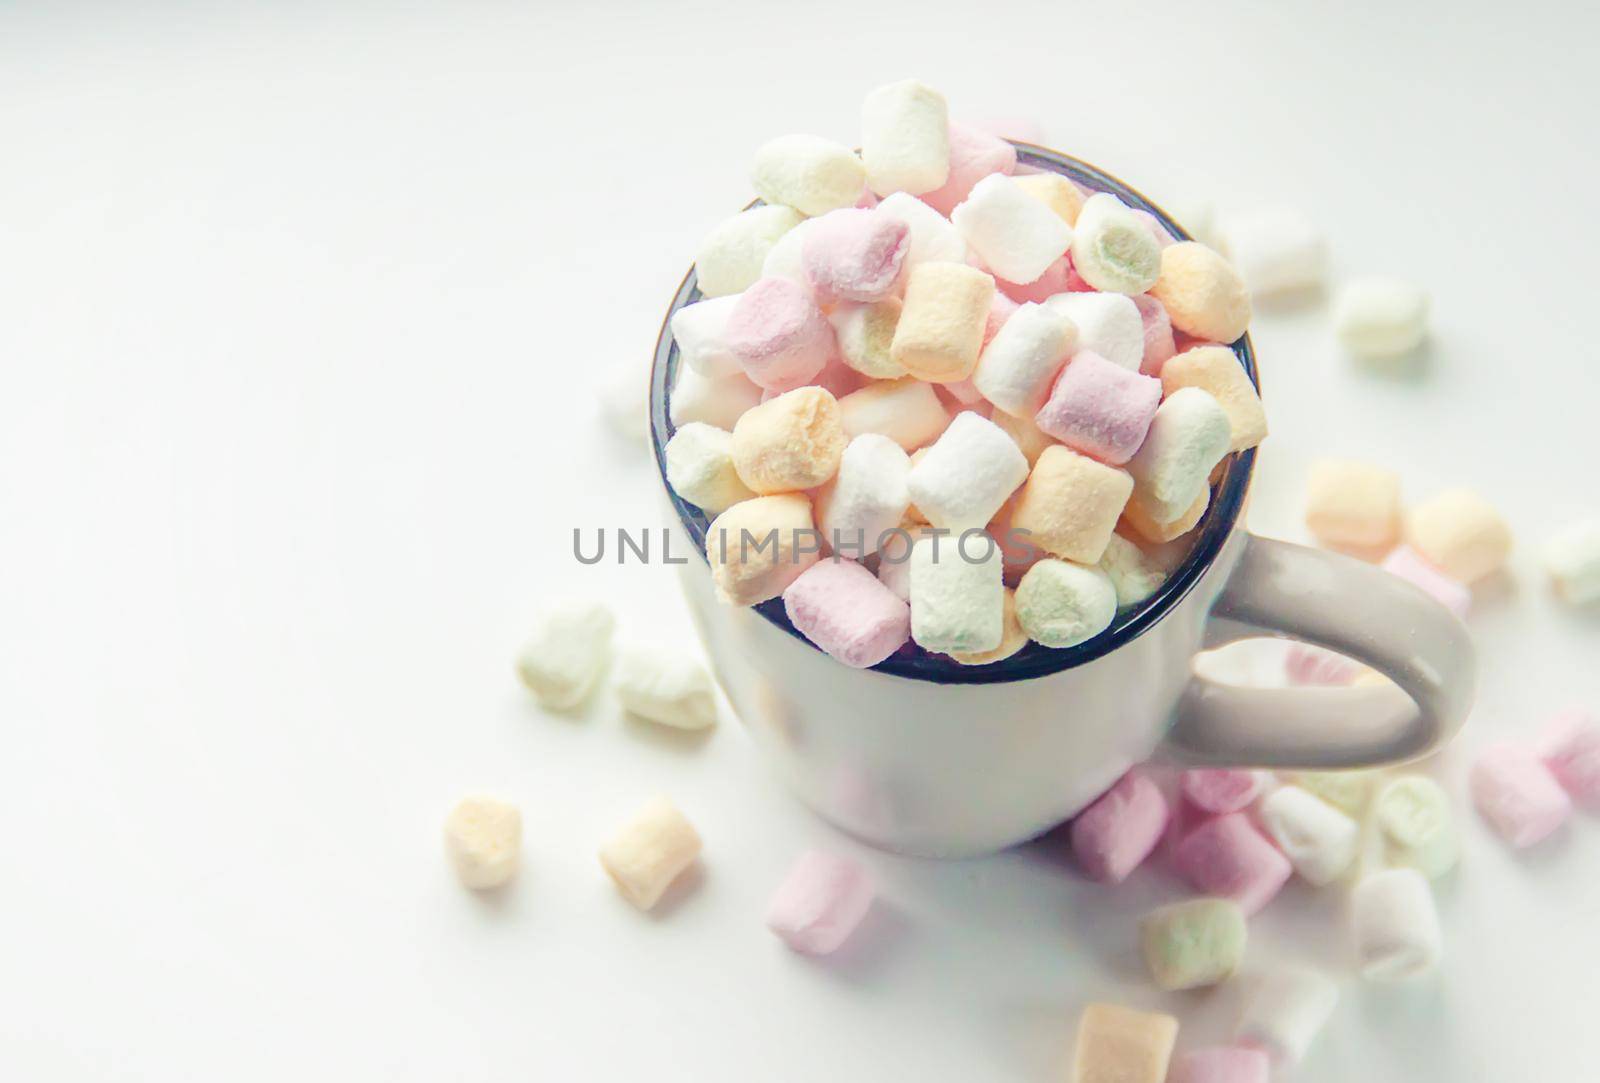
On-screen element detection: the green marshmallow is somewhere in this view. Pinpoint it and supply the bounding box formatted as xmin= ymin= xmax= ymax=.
xmin=1139 ymin=897 xmax=1248 ymax=991
xmin=1374 ymin=775 xmax=1459 ymax=879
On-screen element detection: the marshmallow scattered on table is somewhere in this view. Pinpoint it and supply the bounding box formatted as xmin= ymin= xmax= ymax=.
xmin=1374 ymin=774 xmax=1459 ymax=879
xmin=837 ymin=376 xmax=949 ymax=451
xmin=1234 ymin=968 xmax=1338 ymax=1068
xmin=1219 ymin=207 xmax=1327 ymax=298
xmin=705 ymin=493 xmax=821 ymax=605
xmin=670 ymin=366 xmax=763 ymax=430
xmin=1169 ymin=1046 xmax=1270 ymax=1083
xmin=1159 ymin=346 xmax=1266 ymax=453
xmin=1044 ymin=291 xmax=1145 ymax=372
xmin=695 ymin=204 xmax=805 ymax=297
xmin=874 ymin=190 xmax=969 ymax=268
xmin=443 ymin=796 xmax=521 ymax=890
xmin=782 ymin=558 xmax=910 ymax=668
xmin=1542 ymin=516 xmax=1600 ymax=605
xmin=515 ymin=600 xmax=615 ymax=710
xmin=813 ymin=433 xmax=911 ymax=556
xmin=1071 ymin=1003 xmax=1179 ymax=1083
xmin=829 ymin=298 xmax=906 ymax=379
xmin=725 ymin=277 xmax=836 ymax=392
xmin=1035 ymin=350 xmax=1162 ymax=466
xmin=860 ymin=79 xmax=950 ymax=197
xmin=1011 ymin=171 xmax=1085 ymax=226
xmin=1304 ymin=458 xmax=1402 ymax=551
xmin=765 ymin=850 xmax=875 ymax=955
xmin=906 ymin=411 xmax=1029 ymax=532
xmin=751 ymin=133 xmax=867 ymax=217
xmin=952 ymin=173 xmax=1074 ymax=284
xmin=598 ymin=797 xmax=702 ymax=911
xmin=1351 ymin=868 xmax=1442 ymax=981
xmin=1070 ymin=772 xmax=1169 ymax=883
xmin=1126 ymin=387 xmax=1232 ymax=523
xmin=612 ymin=644 xmax=718 ymax=730
xmin=971 ymin=300 xmax=1076 ymax=417
xmin=1334 ymin=277 xmax=1429 ymax=360
xmin=802 ymin=208 xmax=910 ymax=304
xmin=1140 ymin=897 xmax=1247 ymax=991
xmin=1259 ymin=784 xmax=1359 ymax=886
xmin=1174 ymin=813 xmax=1292 ymax=916
xmin=1150 ymin=242 xmax=1252 ymax=344
xmin=1098 ymin=531 xmax=1169 ymax=607
xmin=1538 ymin=708 xmax=1600 ymax=805
xmin=908 ymin=530 xmax=1005 ymax=653
xmin=1014 ymin=558 xmax=1118 ymax=648
xmin=731 ymin=386 xmax=846 ymax=494
xmin=1407 ymin=488 xmax=1512 ymax=584
xmin=890 ymin=261 xmax=997 ymax=382
xmin=670 ymin=294 xmax=744 ymax=378
xmin=948 ymin=586 xmax=1029 ymax=665
xmin=1180 ymin=769 xmax=1263 ymax=815
xmin=1071 ymin=193 xmax=1162 ymax=294
xmin=665 ymin=422 xmax=758 ymax=513
xmin=1009 ymin=445 xmax=1133 ymax=564
xmin=1470 ymin=743 xmax=1572 ymax=848
xmin=920 ymin=120 xmax=1017 ymax=216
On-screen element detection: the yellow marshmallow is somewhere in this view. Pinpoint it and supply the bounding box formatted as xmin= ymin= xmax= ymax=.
xmin=1009 ymin=445 xmax=1134 ymax=564
xmin=1149 ymin=241 xmax=1251 ymax=344
xmin=731 ymin=387 xmax=846 ymax=494
xmin=598 ymin=796 xmax=702 ymax=911
xmin=1072 ymin=1003 xmax=1179 ymax=1083
xmin=705 ymin=493 xmax=821 ymax=605
xmin=443 ymin=796 xmax=521 ymax=890
xmin=889 ymin=262 xmax=995 ymax=383
xmin=1122 ymin=486 xmax=1209 ymax=544
xmin=1406 ymin=488 xmax=1511 ymax=583
xmin=1012 ymin=172 xmax=1085 ymax=227
xmin=838 ymin=377 xmax=950 ymax=452
xmin=991 ymin=405 xmax=1058 ymax=466
xmin=1304 ymin=459 xmax=1402 ymax=550
xmin=1160 ymin=346 xmax=1267 ymax=452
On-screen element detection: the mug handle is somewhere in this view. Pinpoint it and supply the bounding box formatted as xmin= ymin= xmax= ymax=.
xmin=1163 ymin=534 xmax=1476 ymax=768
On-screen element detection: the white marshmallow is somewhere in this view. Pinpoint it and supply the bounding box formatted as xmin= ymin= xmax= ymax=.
xmin=829 ymin=298 xmax=907 ymax=380
xmin=759 ymin=217 xmax=822 ymax=293
xmin=694 ymin=204 xmax=806 ymax=297
xmin=669 ymin=295 xmax=744 ymax=378
xmin=1235 ymin=968 xmax=1339 ymax=1068
xmin=1373 ymin=775 xmax=1458 ymax=879
xmin=1098 ymin=532 xmax=1169 ymax=608
xmin=515 ymin=600 xmax=616 ymax=709
xmin=860 ymin=79 xmax=951 ymax=197
xmin=972 ymin=301 xmax=1077 ymax=418
xmin=1219 ymin=207 xmax=1327 ymax=298
xmin=909 ymin=531 xmax=1005 ymax=653
xmin=876 ymin=525 xmax=934 ymax=602
xmin=599 ymin=796 xmax=702 ymax=911
xmin=1071 ymin=193 xmax=1162 ymax=295
xmin=664 ymin=422 xmax=757 ymax=514
xmin=669 ymin=365 xmax=763 ymax=430
xmin=612 ymin=644 xmax=718 ymax=730
xmin=751 ymin=134 xmax=866 ymax=217
xmin=906 ymin=411 xmax=1030 ymax=532
xmin=443 ymin=796 xmax=521 ymax=890
xmin=814 ymin=434 xmax=912 ymax=557
xmin=1333 ymin=277 xmax=1429 ymax=360
xmin=1013 ymin=558 xmax=1117 ymax=648
xmin=951 ymin=173 xmax=1074 ymax=284
xmin=1126 ymin=387 xmax=1232 ymax=522
xmin=596 ymin=362 xmax=649 ymax=446
xmin=1043 ymin=292 xmax=1144 ymax=371
xmin=1351 ymin=868 xmax=1442 ymax=982
xmin=837 ymin=377 xmax=949 ymax=451
xmin=1542 ymin=516 xmax=1600 ymax=605
xmin=874 ymin=191 xmax=969 ymax=269
xmin=1259 ymin=785 xmax=1359 ymax=886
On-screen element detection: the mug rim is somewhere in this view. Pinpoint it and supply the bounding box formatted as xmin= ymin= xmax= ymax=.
xmin=649 ymin=144 xmax=1258 ymax=685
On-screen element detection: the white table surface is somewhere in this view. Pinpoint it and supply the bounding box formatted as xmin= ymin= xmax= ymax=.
xmin=3 ymin=2 xmax=1597 ymax=1079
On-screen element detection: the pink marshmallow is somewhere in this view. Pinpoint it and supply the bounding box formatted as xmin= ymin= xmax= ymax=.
xmin=1069 ymin=772 xmax=1170 ymax=883
xmin=765 ymin=850 xmax=874 ymax=955
xmin=920 ymin=121 xmax=1018 ymax=216
xmin=782 ymin=558 xmax=911 ymax=669
xmin=1180 ymin=768 xmax=1264 ymax=815
xmin=1033 ymin=351 xmax=1162 ymax=466
xmin=1173 ymin=813 xmax=1292 ymax=915
xmin=762 ymin=357 xmax=866 ymax=403
xmin=1284 ymin=643 xmax=1363 ymax=686
xmin=1471 ymin=742 xmax=1572 ymax=847
xmin=725 ymin=277 xmax=836 ymax=392
xmin=1381 ymin=546 xmax=1471 ymax=619
xmin=1131 ymin=294 xmax=1177 ymax=377
xmin=997 ymin=255 xmax=1075 ymax=304
xmin=802 ymin=208 xmax=910 ymax=304
xmin=1537 ymin=708 xmax=1600 ymax=805
xmin=984 ymin=292 xmax=1021 ymax=346
xmin=1170 ymin=1047 xmax=1270 ymax=1083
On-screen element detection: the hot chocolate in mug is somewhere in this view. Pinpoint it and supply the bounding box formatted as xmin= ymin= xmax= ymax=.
xmin=648 ymin=146 xmax=1475 ymax=858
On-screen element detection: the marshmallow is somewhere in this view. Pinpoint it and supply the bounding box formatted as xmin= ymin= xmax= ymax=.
xmin=948 ymin=586 xmax=1028 ymax=665
xmin=833 ymin=382 xmax=945 ymax=458
xmin=861 ymin=79 xmax=951 ymax=196
xmin=1304 ymin=458 xmax=1402 ymax=550
xmin=1234 ymin=968 xmax=1338 ymax=1068
xmin=1219 ymin=208 xmax=1327 ymax=298
xmin=920 ymin=121 xmax=1017 ymax=216
xmin=751 ymin=134 xmax=867 ymax=217
xmin=1011 ymin=172 xmax=1084 ymax=226
xmin=813 ymin=433 xmax=911 ymax=556
xmin=971 ymin=301 xmax=1077 ymax=417
xmin=1295 ymin=769 xmax=1380 ymax=817
xmin=759 ymin=216 xmax=821 ymax=291
xmin=1538 ymin=708 xmax=1600 ymax=805
xmin=669 ymin=366 xmax=763 ymax=430
xmin=890 ymin=261 xmax=996 ymax=382
xmin=670 ymin=294 xmax=744 ymax=378
xmin=1334 ymin=277 xmax=1430 ymax=360
xmin=1122 ymin=485 xmax=1209 ymax=544
xmin=907 ymin=411 xmax=1030 ymax=531
xmin=1351 ymin=868 xmax=1442 ymax=981
xmin=990 ymin=408 xmax=1056 ymax=466
xmin=443 ymin=796 xmax=521 ymax=890
xmin=1284 ymin=643 xmax=1364 ymax=686
xmin=1381 ymin=546 xmax=1471 ymax=618
xmin=695 ymin=204 xmax=805 ymax=297
xmin=1150 ymin=242 xmax=1252 ymax=344
xmin=1131 ymin=294 xmax=1176 ymax=377
xmin=612 ymin=644 xmax=718 ymax=730
xmin=1009 ymin=445 xmax=1133 ymax=564
xmin=874 ymin=522 xmax=931 ymax=602
xmin=1173 ymin=813 xmax=1292 ymax=916
xmin=1043 ymin=292 xmax=1145 ymax=372
xmin=1126 ymin=387 xmax=1231 ymax=522
xmin=765 ymin=850 xmax=875 ymax=955
xmin=995 ymin=254 xmax=1075 ymax=304
xmin=731 ymin=387 xmax=846 ymax=494
xmin=1406 ymin=488 xmax=1512 ymax=583
xmin=1070 ymin=771 xmax=1169 ymax=883
xmin=951 ymin=173 xmax=1074 ymax=284
xmin=1098 ymin=532 xmax=1168 ymax=607
xmin=514 ymin=599 xmax=615 ymax=709
xmin=782 ymin=558 xmax=911 ymax=668
xmin=1169 ymin=1047 xmax=1270 ymax=1083
xmin=1543 ymin=516 xmax=1600 ymax=605
xmin=1181 ymin=769 xmax=1263 ymax=815
xmin=1071 ymin=1003 xmax=1178 ymax=1083
xmin=829 ymin=298 xmax=907 ymax=379
xmin=705 ymin=493 xmax=821 ymax=605
xmin=665 ymin=422 xmax=758 ymax=513
xmin=1035 ymin=351 xmax=1163 ymax=466
xmin=1159 ymin=346 xmax=1266 ymax=453
xmin=1014 ymin=558 xmax=1117 ymax=648
xmin=908 ymin=530 xmax=1005 ymax=653
xmin=1259 ymin=785 xmax=1359 ymax=886
xmin=597 ymin=362 xmax=648 ymax=445
xmin=802 ymin=208 xmax=910 ymax=303
xmin=1140 ymin=898 xmax=1248 ymax=991
xmin=873 ymin=191 xmax=969 ymax=268
xmin=598 ymin=797 xmax=702 ymax=911
xmin=725 ymin=277 xmax=836 ymax=392
xmin=1071 ymin=193 xmax=1162 ymax=294
xmin=1374 ymin=775 xmax=1458 ymax=878
xmin=1470 ymin=743 xmax=1572 ymax=848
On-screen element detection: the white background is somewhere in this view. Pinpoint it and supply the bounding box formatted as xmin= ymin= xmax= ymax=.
xmin=3 ymin=2 xmax=1597 ymax=1080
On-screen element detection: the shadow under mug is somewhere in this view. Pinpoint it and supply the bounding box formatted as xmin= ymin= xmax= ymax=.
xmin=649 ymin=146 xmax=1475 ymax=858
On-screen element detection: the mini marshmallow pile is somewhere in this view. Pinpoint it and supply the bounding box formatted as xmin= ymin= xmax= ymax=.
xmin=664 ymin=79 xmax=1266 ymax=671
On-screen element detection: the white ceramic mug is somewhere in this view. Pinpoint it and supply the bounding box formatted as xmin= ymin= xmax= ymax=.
xmin=649 ymin=148 xmax=1476 ymax=858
